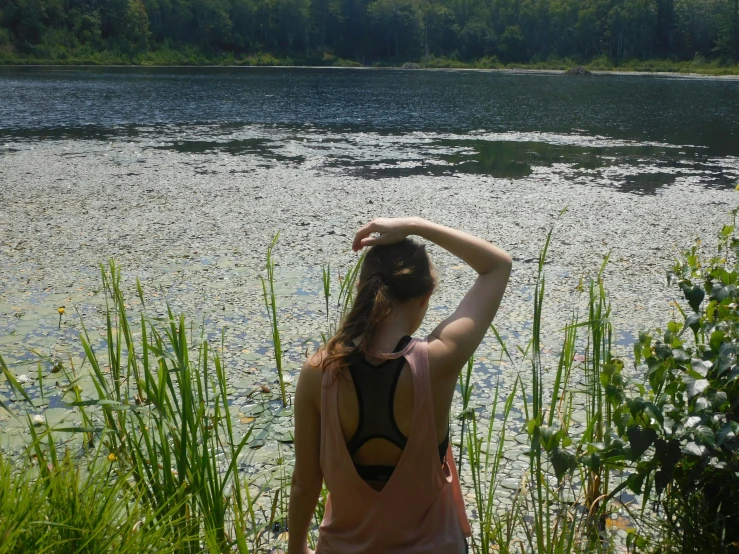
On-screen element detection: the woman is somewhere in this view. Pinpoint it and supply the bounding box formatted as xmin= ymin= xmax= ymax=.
xmin=288 ymin=217 xmax=512 ymax=554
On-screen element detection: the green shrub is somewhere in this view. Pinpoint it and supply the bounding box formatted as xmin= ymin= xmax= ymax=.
xmin=333 ymin=57 xmax=362 ymax=67
xmin=473 ymin=55 xmax=502 ymax=69
xmin=242 ymin=52 xmax=292 ymax=66
xmin=424 ymin=56 xmax=470 ymax=68
xmin=602 ymin=210 xmax=739 ymax=552
xmin=587 ymin=55 xmax=615 ymax=70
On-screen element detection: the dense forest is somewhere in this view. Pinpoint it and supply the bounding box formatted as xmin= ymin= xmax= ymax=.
xmin=0 ymin=0 xmax=738 ymax=66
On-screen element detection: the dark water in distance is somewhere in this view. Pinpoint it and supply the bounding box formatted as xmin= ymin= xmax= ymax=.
xmin=1 ymin=67 xmax=738 ymax=192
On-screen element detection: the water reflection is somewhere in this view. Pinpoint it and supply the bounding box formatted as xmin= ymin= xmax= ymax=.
xmin=3 ymin=123 xmax=736 ymax=194
xmin=153 ymin=137 xmax=305 ymax=164
xmin=320 ymin=138 xmax=737 ymax=194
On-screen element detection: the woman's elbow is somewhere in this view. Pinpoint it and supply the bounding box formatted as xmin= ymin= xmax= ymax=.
xmin=290 ymin=472 xmax=322 ymax=496
xmin=501 ymin=255 xmax=513 ymax=274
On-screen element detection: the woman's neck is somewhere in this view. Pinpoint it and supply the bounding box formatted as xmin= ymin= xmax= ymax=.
xmin=367 ymin=309 xmax=416 ymax=355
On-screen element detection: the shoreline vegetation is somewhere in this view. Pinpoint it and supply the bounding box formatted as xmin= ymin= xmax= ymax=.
xmin=3 ymin=0 xmax=738 ymax=78
xmin=2 ymin=212 xmax=739 ymax=552
xmin=2 ymin=53 xmax=739 ymax=76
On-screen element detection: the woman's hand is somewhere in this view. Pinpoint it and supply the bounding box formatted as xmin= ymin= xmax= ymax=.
xmin=351 ymin=217 xmax=420 ymax=252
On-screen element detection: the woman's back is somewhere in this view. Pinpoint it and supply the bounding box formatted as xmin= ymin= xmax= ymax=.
xmin=336 ymin=336 xmax=418 ymax=489
xmin=288 ymin=218 xmax=512 ymax=554
xmin=319 ymin=338 xmax=470 ymax=554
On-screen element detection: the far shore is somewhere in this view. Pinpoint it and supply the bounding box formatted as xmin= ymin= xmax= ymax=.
xmin=3 ymin=62 xmax=739 ymax=80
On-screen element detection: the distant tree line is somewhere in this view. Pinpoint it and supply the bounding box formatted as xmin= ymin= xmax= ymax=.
xmin=1 ymin=0 xmax=738 ymax=64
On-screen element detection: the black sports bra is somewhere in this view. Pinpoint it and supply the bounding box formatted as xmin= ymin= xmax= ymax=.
xmin=346 ymin=336 xmax=450 ymax=483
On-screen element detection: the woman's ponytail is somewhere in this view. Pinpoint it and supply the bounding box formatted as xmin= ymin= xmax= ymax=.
xmin=320 ymin=239 xmax=435 ymax=374
xmin=361 ymin=274 xmax=394 ymax=352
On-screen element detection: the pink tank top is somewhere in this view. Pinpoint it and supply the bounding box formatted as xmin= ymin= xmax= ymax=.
xmin=318 ymin=338 xmax=472 ymax=554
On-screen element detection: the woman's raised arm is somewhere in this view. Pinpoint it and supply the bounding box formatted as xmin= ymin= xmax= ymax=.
xmin=354 ymin=217 xmax=511 ymax=374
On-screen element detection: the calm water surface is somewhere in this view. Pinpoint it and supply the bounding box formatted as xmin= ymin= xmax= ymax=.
xmin=1 ymin=67 xmax=738 ymax=193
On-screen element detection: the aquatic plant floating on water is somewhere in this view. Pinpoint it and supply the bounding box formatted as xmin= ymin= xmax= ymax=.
xmin=57 ymin=306 xmax=65 ymax=328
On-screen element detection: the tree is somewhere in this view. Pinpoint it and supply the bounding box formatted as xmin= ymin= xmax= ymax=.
xmin=2 ymin=0 xmax=48 ymax=48
xmin=0 ymin=0 xmax=736 ymax=65
xmin=673 ymin=0 xmax=722 ymax=59
xmin=274 ymin=0 xmax=310 ymax=51
xmin=68 ymin=7 xmax=102 ymax=46
xmin=311 ymin=0 xmax=342 ymax=52
xmin=499 ymin=23 xmax=525 ymax=60
xmin=426 ymin=3 xmax=458 ymax=56
xmin=367 ymin=0 xmax=421 ymax=58
xmin=459 ymin=20 xmax=494 ymax=59
xmin=192 ymin=0 xmax=231 ymax=46
xmin=716 ymin=0 xmax=739 ymax=60
xmin=655 ymin=0 xmax=676 ymax=56
xmin=124 ymin=0 xmax=150 ymax=51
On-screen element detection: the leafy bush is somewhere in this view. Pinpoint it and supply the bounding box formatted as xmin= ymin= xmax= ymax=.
xmin=587 ymin=55 xmax=615 ymax=70
xmin=424 ymin=55 xmax=471 ymax=68
xmin=242 ymin=52 xmax=293 ymax=66
xmin=606 ymin=211 xmax=739 ymax=552
xmin=473 ymin=55 xmax=502 ymax=69
xmin=333 ymin=57 xmax=362 ymax=67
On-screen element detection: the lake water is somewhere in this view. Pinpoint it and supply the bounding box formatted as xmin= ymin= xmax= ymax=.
xmin=2 ymin=67 xmax=739 ymax=491
xmin=1 ymin=66 xmax=739 ymax=192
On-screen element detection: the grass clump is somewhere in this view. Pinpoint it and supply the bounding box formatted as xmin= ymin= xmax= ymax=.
xmin=0 ymin=451 xmax=186 ymax=553
xmin=0 ymin=260 xmax=279 ymax=552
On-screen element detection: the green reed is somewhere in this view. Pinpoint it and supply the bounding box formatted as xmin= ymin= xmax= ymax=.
xmin=320 ymin=252 xmax=364 ymax=340
xmin=529 ymin=219 xmax=556 ymax=554
xmin=90 ymin=261 xmax=255 ymax=551
xmin=337 ymin=252 xmax=364 ymax=321
xmin=457 ymin=355 xmax=474 ymax=475
xmin=0 ymin=260 xmax=280 ymax=552
xmin=459 ymin=215 xmax=626 ymax=553
xmin=517 ymin=225 xmax=618 ymax=553
xmin=322 ymin=261 xmax=331 ymax=328
xmin=465 ymin=377 xmax=519 ymax=553
xmin=581 ymin=257 xmax=615 ymax=535
xmin=261 ymin=232 xmax=288 ymax=408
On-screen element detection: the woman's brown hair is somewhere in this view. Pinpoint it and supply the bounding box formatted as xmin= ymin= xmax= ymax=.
xmin=321 ymin=238 xmax=436 ymax=373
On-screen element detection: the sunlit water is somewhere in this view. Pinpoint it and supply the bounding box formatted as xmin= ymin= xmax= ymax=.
xmin=1 ymin=67 xmax=738 ymax=193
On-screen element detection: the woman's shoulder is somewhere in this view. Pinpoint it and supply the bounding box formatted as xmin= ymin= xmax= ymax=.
xmin=296 ymin=350 xmax=329 ymax=411
xmin=307 ymin=348 xmax=326 ymax=365
xmin=425 ymin=332 xmax=466 ymax=380
xmin=301 ymin=349 xmax=328 ymax=379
